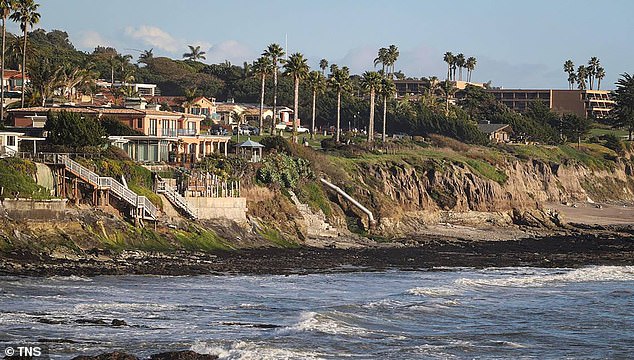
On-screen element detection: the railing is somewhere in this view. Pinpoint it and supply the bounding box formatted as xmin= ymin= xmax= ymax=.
xmin=177 ymin=129 xmax=197 ymax=136
xmin=156 ymin=176 xmax=197 ymax=219
xmin=0 ymin=145 xmax=17 ymax=158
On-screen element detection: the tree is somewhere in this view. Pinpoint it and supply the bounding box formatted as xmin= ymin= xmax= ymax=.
xmin=611 ymin=73 xmax=634 ymax=141
xmin=563 ymin=60 xmax=575 ymax=90
xmin=328 ymin=65 xmax=351 ymax=142
xmin=0 ymin=0 xmax=16 ymax=121
xmin=319 ymin=58 xmax=328 ymax=75
xmin=576 ymin=65 xmax=587 ymax=90
xmin=455 ymin=53 xmax=465 ymax=81
xmin=44 ymin=110 xmax=106 ymax=148
xmin=465 ymin=56 xmax=476 ymax=82
xmin=252 ymin=56 xmax=272 ymax=133
xmin=10 ymin=0 xmax=40 ymax=108
xmin=262 ymin=43 xmax=285 ymax=135
xmin=443 ymin=52 xmax=454 ymax=80
xmin=138 ymin=48 xmax=153 ymax=65
xmin=438 ymin=80 xmax=457 ymax=116
xmin=561 ymin=113 xmax=591 ymax=148
xmin=283 ymin=52 xmax=309 ymax=144
xmin=374 ymin=47 xmax=388 ymax=76
xmin=587 ymin=57 xmax=600 ymax=90
xmin=28 ymin=57 xmax=62 ymax=105
xmin=379 ymin=78 xmax=395 ymax=142
xmin=386 ymin=44 xmax=399 ymax=79
xmin=360 ymin=71 xmax=382 ymax=142
xmin=596 ymin=66 xmax=605 ymax=90
xmin=182 ymin=45 xmax=206 ymax=61
xmin=306 ymin=70 xmax=325 ymax=139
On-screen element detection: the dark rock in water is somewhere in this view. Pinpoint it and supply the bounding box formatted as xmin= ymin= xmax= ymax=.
xmin=150 ymin=351 xmax=218 ymax=360
xmin=38 ymin=318 xmax=66 ymax=324
xmin=221 ymin=321 xmax=280 ymax=328
xmin=111 ymin=319 xmax=127 ymax=327
xmin=71 ymin=352 xmax=138 ymax=360
xmin=75 ymin=318 xmax=109 ymax=326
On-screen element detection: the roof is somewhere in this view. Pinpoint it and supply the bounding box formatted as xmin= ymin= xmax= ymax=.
xmin=8 ymin=106 xmax=203 ymax=119
xmin=477 ymin=123 xmax=512 ymax=134
xmin=238 ymin=138 xmax=264 ymax=148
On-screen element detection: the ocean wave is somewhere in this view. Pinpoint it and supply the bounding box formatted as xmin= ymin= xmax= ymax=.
xmin=407 ymin=287 xmax=460 ymax=297
xmin=191 ymin=340 xmax=325 ymax=360
xmin=48 ymin=275 xmax=93 ymax=282
xmin=73 ymin=302 xmax=180 ymax=314
xmin=455 ymin=266 xmax=634 ymax=288
xmin=278 ymin=311 xmax=371 ymax=336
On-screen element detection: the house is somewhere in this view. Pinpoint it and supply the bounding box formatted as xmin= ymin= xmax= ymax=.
xmin=185 ymin=96 xmax=216 ymax=118
xmin=8 ymin=102 xmax=231 ymax=163
xmin=477 ymin=123 xmax=513 ymax=143
xmin=0 ymin=131 xmax=22 ymax=157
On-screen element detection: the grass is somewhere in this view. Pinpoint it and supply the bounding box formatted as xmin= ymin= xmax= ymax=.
xmin=0 ymin=158 xmax=52 ymax=199
xmin=296 ymin=181 xmax=332 ymax=217
xmin=258 ymin=227 xmax=299 ymax=248
xmin=173 ymin=226 xmax=234 ymax=251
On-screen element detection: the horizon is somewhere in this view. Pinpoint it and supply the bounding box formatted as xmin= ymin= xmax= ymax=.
xmin=9 ymin=0 xmax=634 ymax=90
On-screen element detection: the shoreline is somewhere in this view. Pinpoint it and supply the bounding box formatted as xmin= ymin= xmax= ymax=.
xmin=2 ymin=227 xmax=633 ymax=277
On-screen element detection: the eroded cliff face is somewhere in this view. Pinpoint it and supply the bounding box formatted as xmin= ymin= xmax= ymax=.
xmin=336 ymin=158 xmax=634 ymax=235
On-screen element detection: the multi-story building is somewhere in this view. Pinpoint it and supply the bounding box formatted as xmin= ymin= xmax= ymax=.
xmin=485 ymin=89 xmax=615 ymax=119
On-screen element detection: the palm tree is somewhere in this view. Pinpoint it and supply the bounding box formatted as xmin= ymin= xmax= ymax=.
xmin=379 ymin=78 xmax=395 ymax=142
xmin=283 ymin=52 xmax=310 ymax=143
xmin=182 ymin=45 xmax=206 ymax=61
xmin=443 ymin=52 xmax=454 ymax=81
xmin=252 ymin=56 xmax=272 ymax=133
xmin=360 ymin=71 xmax=382 ymax=142
xmin=612 ymin=73 xmax=634 ymax=140
xmin=386 ymin=44 xmax=399 ymax=79
xmin=0 ymin=0 xmax=16 ymax=121
xmin=438 ymin=80 xmax=457 ymax=116
xmin=262 ymin=43 xmax=285 ymax=135
xmin=564 ymin=60 xmax=575 ymax=90
xmin=576 ymin=65 xmax=587 ymax=90
xmin=374 ymin=47 xmax=388 ymax=76
xmin=319 ymin=58 xmax=328 ymax=76
xmin=587 ymin=57 xmax=600 ymax=90
xmin=306 ymin=70 xmax=325 ymax=139
xmin=596 ymin=66 xmax=605 ymax=90
xmin=328 ymin=65 xmax=351 ymax=142
xmin=138 ymin=48 xmax=153 ymax=65
xmin=455 ymin=53 xmax=465 ymax=81
xmin=465 ymin=56 xmax=476 ymax=82
xmin=10 ymin=0 xmax=39 ymax=108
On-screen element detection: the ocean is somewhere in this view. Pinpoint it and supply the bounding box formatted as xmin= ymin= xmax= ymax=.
xmin=1 ymin=266 xmax=633 ymax=359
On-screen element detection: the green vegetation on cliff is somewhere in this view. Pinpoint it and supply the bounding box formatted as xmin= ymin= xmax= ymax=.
xmin=0 ymin=158 xmax=51 ymax=199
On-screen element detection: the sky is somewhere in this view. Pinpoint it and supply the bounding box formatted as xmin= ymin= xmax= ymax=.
xmin=16 ymin=0 xmax=634 ymax=89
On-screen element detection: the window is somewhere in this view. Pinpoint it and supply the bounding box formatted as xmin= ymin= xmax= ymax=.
xmin=7 ymin=136 xmax=15 ymax=146
xmin=149 ymin=118 xmax=157 ymax=136
xmin=137 ymin=118 xmax=143 ymax=129
xmin=187 ymin=121 xmax=196 ymax=132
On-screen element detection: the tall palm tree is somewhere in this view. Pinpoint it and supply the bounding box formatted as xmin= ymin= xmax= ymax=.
xmin=360 ymin=71 xmax=382 ymax=142
xmin=319 ymin=58 xmax=328 ymax=76
xmin=283 ymin=52 xmax=310 ymax=144
xmin=262 ymin=43 xmax=285 ymax=135
xmin=182 ymin=45 xmax=206 ymax=61
xmin=0 ymin=0 xmax=16 ymax=121
xmin=596 ymin=66 xmax=606 ymax=90
xmin=379 ymin=78 xmax=395 ymax=142
xmin=386 ymin=44 xmax=399 ymax=79
xmin=563 ymin=60 xmax=575 ymax=90
xmin=465 ymin=56 xmax=476 ymax=82
xmin=455 ymin=53 xmax=465 ymax=81
xmin=10 ymin=0 xmax=39 ymax=108
xmin=328 ymin=65 xmax=351 ymax=142
xmin=306 ymin=70 xmax=325 ymax=140
xmin=443 ymin=52 xmax=454 ymax=81
xmin=576 ymin=65 xmax=587 ymax=90
xmin=252 ymin=56 xmax=272 ymax=133
xmin=587 ymin=57 xmax=600 ymax=90
xmin=374 ymin=47 xmax=388 ymax=76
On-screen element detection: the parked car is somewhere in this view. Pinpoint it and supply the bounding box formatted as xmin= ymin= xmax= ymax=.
xmin=285 ymin=125 xmax=310 ymax=133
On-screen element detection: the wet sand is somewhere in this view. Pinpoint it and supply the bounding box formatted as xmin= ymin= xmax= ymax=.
xmin=547 ymin=202 xmax=634 ymax=226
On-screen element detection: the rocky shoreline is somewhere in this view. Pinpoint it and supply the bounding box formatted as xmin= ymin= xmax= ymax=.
xmin=2 ymin=225 xmax=633 ymax=277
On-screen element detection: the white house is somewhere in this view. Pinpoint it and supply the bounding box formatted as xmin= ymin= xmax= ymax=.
xmin=0 ymin=131 xmax=23 ymax=157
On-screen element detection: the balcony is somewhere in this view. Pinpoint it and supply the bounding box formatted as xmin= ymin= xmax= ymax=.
xmin=178 ymin=129 xmax=198 ymax=136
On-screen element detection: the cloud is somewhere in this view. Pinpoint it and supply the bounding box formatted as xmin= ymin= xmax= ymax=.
xmin=76 ymin=30 xmax=112 ymax=50
xmin=337 ymin=46 xmax=378 ymax=74
xmin=124 ymin=25 xmax=180 ymax=53
xmin=205 ymin=40 xmax=256 ymax=64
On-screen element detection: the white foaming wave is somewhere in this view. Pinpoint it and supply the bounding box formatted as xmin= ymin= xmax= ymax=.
xmin=455 ymin=266 xmax=634 ymax=289
xmin=73 ymin=302 xmax=179 ymax=313
xmin=407 ymin=287 xmax=460 ymax=297
xmin=279 ymin=311 xmax=371 ymax=336
xmin=48 ymin=275 xmax=93 ymax=282
xmin=191 ymin=340 xmax=325 ymax=360
xmin=362 ymin=298 xmax=404 ymax=309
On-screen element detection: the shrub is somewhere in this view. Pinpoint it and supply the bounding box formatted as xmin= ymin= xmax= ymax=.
xmin=257 ymin=153 xmax=314 ymax=188
xmin=603 ymin=134 xmax=626 ymax=156
xmin=44 ymin=110 xmax=106 ymax=148
xmin=260 ymin=135 xmax=293 ymax=155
